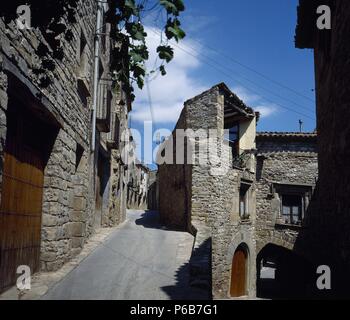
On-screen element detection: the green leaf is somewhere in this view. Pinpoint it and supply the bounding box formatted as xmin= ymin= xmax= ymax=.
xmin=130 ymin=44 xmax=149 ymax=61
xmin=165 ymin=18 xmax=186 ymax=42
xmin=173 ymin=0 xmax=185 ymax=12
xmin=159 ymin=65 xmax=166 ymax=76
xmin=157 ymin=45 xmax=174 ymax=63
xmin=137 ymin=76 xmax=144 ymax=89
xmin=125 ymin=0 xmax=138 ymax=15
xmin=126 ymin=22 xmax=147 ymax=41
xmin=160 ymin=0 xmax=179 ymax=15
xmin=130 ymin=51 xmax=143 ymax=63
xmin=132 ymin=64 xmax=146 ymax=78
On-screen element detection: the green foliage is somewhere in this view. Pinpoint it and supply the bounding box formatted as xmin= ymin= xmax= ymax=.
xmin=157 ymin=45 xmax=174 ymax=63
xmin=159 ymin=65 xmax=166 ymax=76
xmin=0 ymin=0 xmax=80 ymax=88
xmin=165 ymin=18 xmax=186 ymax=42
xmin=112 ymin=0 xmax=186 ymax=101
xmin=0 ymin=0 xmax=186 ymax=96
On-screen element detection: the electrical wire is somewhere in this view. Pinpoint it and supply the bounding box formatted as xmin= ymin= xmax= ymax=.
xmin=149 ymin=28 xmax=316 ymax=121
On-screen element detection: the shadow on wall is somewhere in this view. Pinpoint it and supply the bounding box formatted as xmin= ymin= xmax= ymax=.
xmin=293 ymin=181 xmax=350 ymax=299
xmin=259 ymin=179 xmax=350 ymax=299
xmin=256 ymin=243 xmax=314 ymax=299
xmin=161 ymin=238 xmax=212 ymax=300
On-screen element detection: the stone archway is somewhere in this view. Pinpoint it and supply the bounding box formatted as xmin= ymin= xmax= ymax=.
xmin=256 ymin=243 xmax=313 ymax=299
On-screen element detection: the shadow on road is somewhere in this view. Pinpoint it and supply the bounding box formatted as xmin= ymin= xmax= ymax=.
xmin=161 ymin=239 xmax=212 ymax=300
xmin=135 ymin=210 xmax=211 ymax=300
xmin=135 ymin=210 xmax=181 ymax=232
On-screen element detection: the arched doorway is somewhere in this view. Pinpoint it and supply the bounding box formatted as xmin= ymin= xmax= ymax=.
xmin=230 ymin=244 xmax=248 ymax=297
xmin=256 ymin=243 xmax=313 ymax=299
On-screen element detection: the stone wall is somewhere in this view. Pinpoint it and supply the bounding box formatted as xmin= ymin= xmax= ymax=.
xmin=158 ymin=108 xmax=191 ymax=230
xmin=0 ymin=1 xmax=98 ymax=272
xmin=255 ymin=134 xmax=318 ymax=255
xmin=0 ymin=1 xmax=128 ymax=279
xmin=295 ymin=0 xmax=350 ymax=297
xmin=147 ymin=170 xmax=159 ymax=210
xmin=125 ymin=136 xmax=150 ymax=211
xmin=158 ymin=84 xmax=258 ymax=299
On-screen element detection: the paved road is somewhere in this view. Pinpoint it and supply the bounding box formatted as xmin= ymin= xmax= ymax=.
xmin=42 ymin=210 xmax=206 ymax=300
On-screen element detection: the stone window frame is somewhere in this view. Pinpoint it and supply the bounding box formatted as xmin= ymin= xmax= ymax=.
xmin=271 ymin=182 xmax=313 ymax=228
xmin=239 ymin=180 xmax=252 ymax=221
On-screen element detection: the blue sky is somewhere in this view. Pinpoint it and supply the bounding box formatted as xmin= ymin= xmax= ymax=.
xmin=129 ymin=0 xmax=316 ymax=166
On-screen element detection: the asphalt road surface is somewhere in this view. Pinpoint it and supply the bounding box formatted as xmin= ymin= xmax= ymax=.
xmin=42 ymin=210 xmax=206 ymax=300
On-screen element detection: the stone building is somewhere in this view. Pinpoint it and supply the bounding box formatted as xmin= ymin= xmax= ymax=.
xmin=126 ymin=147 xmax=150 ymax=211
xmin=255 ymin=132 xmax=318 ymax=298
xmin=295 ymin=0 xmax=350 ymax=297
xmin=0 ymin=1 xmax=130 ymax=293
xmin=157 ymin=83 xmax=319 ymax=299
xmin=147 ymin=170 xmax=159 ymax=211
xmin=158 ymin=83 xmax=258 ymax=299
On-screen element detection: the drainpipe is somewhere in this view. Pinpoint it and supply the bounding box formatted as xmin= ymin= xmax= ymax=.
xmin=91 ymin=1 xmax=104 ymax=152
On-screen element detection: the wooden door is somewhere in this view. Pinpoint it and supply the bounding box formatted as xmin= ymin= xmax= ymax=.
xmin=0 ymin=112 xmax=45 ymax=293
xmin=230 ymin=247 xmax=247 ymax=297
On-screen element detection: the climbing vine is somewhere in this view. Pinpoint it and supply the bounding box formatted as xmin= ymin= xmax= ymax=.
xmin=108 ymin=0 xmax=186 ymax=100
xmin=0 ymin=0 xmax=186 ymax=98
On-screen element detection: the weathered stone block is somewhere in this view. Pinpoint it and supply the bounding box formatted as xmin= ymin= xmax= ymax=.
xmin=67 ymin=222 xmax=85 ymax=237
xmin=73 ymin=197 xmax=87 ymax=211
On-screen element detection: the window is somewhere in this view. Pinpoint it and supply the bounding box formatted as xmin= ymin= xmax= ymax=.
xmin=273 ymin=183 xmax=313 ymax=227
xmin=239 ymin=183 xmax=250 ymax=219
xmin=282 ymin=195 xmax=302 ymax=225
xmin=225 ymin=124 xmax=239 ymax=159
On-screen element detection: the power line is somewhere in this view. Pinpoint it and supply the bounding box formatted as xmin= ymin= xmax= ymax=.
xmin=149 ymin=23 xmax=315 ymax=104
xmin=149 ymin=28 xmax=315 ymax=121
xmin=189 ymin=38 xmax=315 ymax=103
xmin=151 ymin=28 xmax=314 ymax=115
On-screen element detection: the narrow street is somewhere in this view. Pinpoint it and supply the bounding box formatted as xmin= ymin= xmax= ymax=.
xmin=41 ymin=210 xmax=205 ymax=300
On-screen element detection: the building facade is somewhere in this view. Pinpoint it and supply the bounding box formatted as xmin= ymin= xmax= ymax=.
xmin=295 ymin=0 xmax=350 ymax=297
xmin=157 ymin=83 xmax=319 ymax=299
xmin=147 ymin=170 xmax=159 ymax=211
xmin=255 ymin=132 xmax=318 ymax=298
xmin=158 ymin=83 xmax=258 ymax=298
xmin=0 ymin=1 xmax=131 ymax=293
xmin=126 ymin=156 xmax=150 ymax=210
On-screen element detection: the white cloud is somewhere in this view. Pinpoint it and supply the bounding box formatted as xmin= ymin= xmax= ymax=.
xmin=130 ymin=26 xmax=207 ymax=125
xmin=232 ymin=86 xmax=280 ymax=118
xmin=182 ymin=15 xmax=218 ymax=34
xmin=255 ymin=104 xmax=279 ymax=117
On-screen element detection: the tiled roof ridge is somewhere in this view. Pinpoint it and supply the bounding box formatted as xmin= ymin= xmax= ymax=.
xmin=257 ymin=131 xmax=317 ymax=138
